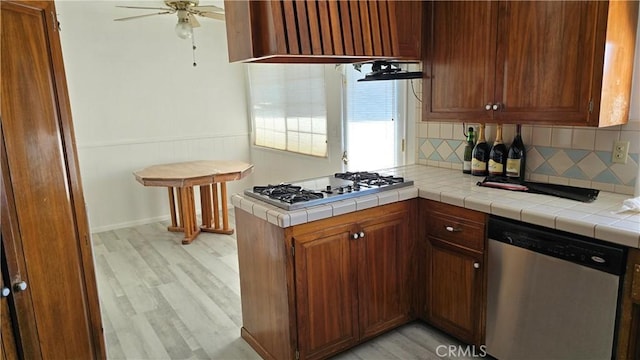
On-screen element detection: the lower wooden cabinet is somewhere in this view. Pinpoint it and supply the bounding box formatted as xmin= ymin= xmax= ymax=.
xmin=420 ymin=199 xmax=487 ymax=346
xmin=617 ymin=248 xmax=640 ymax=359
xmin=235 ymin=200 xmax=415 ymax=360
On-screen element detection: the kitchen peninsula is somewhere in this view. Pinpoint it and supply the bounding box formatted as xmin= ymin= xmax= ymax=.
xmin=232 ymin=164 xmax=640 ymax=360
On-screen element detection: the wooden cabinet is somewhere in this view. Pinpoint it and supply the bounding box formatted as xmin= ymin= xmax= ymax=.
xmin=1 ymin=1 xmax=106 ymax=358
xmin=293 ymin=223 xmax=359 ymax=360
xmin=420 ymin=199 xmax=487 ymax=346
xmin=224 ymin=0 xmax=422 ymax=63
xmin=422 ymin=1 xmax=639 ymax=127
xmin=235 ymin=200 xmax=415 ymax=360
xmin=294 ymin=207 xmax=413 ymax=360
xmin=616 ymin=248 xmax=640 ymax=359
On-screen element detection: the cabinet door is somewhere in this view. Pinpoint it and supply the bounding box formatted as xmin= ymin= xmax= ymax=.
xmin=426 ymin=238 xmax=484 ymax=345
xmin=357 ymin=212 xmax=411 ymax=339
xmin=494 ymin=1 xmax=597 ymax=123
xmin=294 ymin=225 xmax=359 ymax=360
xmin=423 ymin=1 xmax=497 ymax=121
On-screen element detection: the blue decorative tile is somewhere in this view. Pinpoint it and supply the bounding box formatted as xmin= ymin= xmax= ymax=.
xmin=562 ymin=165 xmax=588 ymax=180
xmin=535 ymin=162 xmax=558 ymax=176
xmin=595 ymin=151 xmax=613 ymax=166
xmin=429 ymin=139 xmax=443 ymax=148
xmin=592 ymin=169 xmax=620 ymax=184
xmin=429 ymin=151 xmax=444 ymax=161
xmin=536 ymin=146 xmax=557 ymax=160
xmin=446 ymin=153 xmax=460 ymax=163
xmin=446 ymin=140 xmax=463 ymax=150
xmin=564 ymin=149 xmax=590 ymax=163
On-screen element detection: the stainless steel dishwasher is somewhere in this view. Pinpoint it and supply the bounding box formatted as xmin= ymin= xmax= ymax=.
xmin=486 ymin=216 xmax=626 ymax=360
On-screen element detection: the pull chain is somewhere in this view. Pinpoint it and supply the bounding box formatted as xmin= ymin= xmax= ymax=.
xmin=191 ymin=32 xmax=197 ymax=67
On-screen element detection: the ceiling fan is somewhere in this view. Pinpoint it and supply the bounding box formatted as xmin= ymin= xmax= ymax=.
xmin=114 ymin=1 xmax=224 ymax=39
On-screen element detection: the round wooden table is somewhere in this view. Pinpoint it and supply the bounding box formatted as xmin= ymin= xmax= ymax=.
xmin=134 ymin=160 xmax=253 ymax=244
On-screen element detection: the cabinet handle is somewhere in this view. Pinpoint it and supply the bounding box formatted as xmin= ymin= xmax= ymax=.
xmin=13 ymin=281 xmax=27 ymax=292
xmin=473 ymin=262 xmax=480 ymax=269
xmin=1 ymin=287 xmax=10 ymax=297
xmin=359 ymin=231 xmax=365 ymax=238
xmin=485 ymin=103 xmax=493 ymax=111
xmin=351 ymin=233 xmax=359 ymax=240
xmin=445 ymin=226 xmax=462 ymax=232
xmin=492 ymin=103 xmax=503 ymax=111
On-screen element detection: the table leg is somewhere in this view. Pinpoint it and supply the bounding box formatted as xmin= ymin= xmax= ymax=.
xmin=220 ymin=182 xmax=232 ymax=234
xmin=201 ymin=182 xmax=234 ymax=235
xmin=166 ymin=188 xmax=176 ymax=231
xmin=212 ymin=183 xmax=220 ymax=230
xmin=167 ymin=187 xmax=184 ymax=232
xmin=200 ymin=184 xmax=213 ymax=228
xmin=180 ymin=186 xmax=200 ymax=244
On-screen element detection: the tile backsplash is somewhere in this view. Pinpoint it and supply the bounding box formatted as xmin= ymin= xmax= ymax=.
xmin=413 ymin=84 xmax=640 ymax=196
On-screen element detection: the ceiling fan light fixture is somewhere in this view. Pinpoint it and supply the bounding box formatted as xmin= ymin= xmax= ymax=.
xmin=175 ymin=18 xmax=193 ymax=39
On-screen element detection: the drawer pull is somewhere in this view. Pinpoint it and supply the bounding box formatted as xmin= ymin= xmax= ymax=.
xmin=445 ymin=226 xmax=462 ymax=232
xmin=473 ymin=262 xmax=480 ymax=269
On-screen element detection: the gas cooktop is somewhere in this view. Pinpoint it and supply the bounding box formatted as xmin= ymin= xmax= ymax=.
xmin=244 ymin=172 xmax=414 ymax=210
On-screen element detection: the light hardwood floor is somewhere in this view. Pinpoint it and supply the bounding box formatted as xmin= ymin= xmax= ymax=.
xmin=93 ymin=211 xmax=477 ymax=360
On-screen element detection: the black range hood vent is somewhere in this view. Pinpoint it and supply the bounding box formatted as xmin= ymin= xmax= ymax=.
xmin=357 ymin=61 xmax=423 ymax=82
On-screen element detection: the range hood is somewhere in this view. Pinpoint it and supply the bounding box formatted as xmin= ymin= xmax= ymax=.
xmin=358 ymin=61 xmax=423 ymax=82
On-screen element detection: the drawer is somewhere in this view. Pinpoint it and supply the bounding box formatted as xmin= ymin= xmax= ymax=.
xmin=428 ymin=212 xmax=485 ymax=251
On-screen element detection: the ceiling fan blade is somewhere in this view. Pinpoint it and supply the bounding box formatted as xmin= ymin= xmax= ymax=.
xmin=191 ymin=5 xmax=224 ymax=13
xmin=114 ymin=11 xmax=174 ymax=21
xmin=116 ymin=5 xmax=174 ymax=11
xmin=196 ymin=11 xmax=225 ymax=21
xmin=190 ymin=14 xmax=201 ymax=28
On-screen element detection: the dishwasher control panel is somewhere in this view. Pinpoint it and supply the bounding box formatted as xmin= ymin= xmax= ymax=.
xmin=489 ymin=216 xmax=626 ymax=275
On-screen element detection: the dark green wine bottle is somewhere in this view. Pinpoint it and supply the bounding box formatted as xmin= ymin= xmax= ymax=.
xmin=463 ymin=127 xmax=475 ymax=174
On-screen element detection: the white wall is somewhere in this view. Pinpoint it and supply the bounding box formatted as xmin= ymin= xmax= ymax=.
xmin=57 ymin=0 xmax=251 ymax=232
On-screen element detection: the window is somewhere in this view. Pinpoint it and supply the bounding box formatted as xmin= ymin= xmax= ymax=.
xmin=247 ymin=64 xmax=327 ymax=157
xmin=343 ymin=63 xmax=401 ymax=170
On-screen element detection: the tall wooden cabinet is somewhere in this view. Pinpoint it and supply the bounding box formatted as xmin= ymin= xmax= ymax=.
xmin=422 ymin=1 xmax=639 ymax=127
xmin=420 ymin=199 xmax=487 ymax=346
xmin=235 ymin=200 xmax=416 ymax=360
xmin=1 ymin=1 xmax=106 ymax=358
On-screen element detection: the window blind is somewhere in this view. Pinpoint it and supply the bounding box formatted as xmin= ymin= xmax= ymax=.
xmin=247 ymin=64 xmax=327 ymax=157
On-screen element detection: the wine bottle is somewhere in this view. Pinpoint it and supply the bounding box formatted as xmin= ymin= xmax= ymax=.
xmin=463 ymin=127 xmax=475 ymax=174
xmin=471 ymin=124 xmax=489 ymax=176
xmin=506 ymin=124 xmax=526 ymax=181
xmin=488 ymin=124 xmax=507 ymax=176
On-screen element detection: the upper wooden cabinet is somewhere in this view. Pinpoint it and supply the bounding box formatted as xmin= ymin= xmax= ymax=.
xmin=422 ymin=1 xmax=639 ymax=127
xmin=224 ymin=0 xmax=422 ymax=63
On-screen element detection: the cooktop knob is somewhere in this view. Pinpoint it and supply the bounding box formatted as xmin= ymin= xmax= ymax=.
xmin=325 ymin=185 xmax=332 ymax=193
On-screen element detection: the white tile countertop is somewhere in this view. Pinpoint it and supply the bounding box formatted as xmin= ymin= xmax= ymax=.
xmin=231 ymin=164 xmax=640 ymax=248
